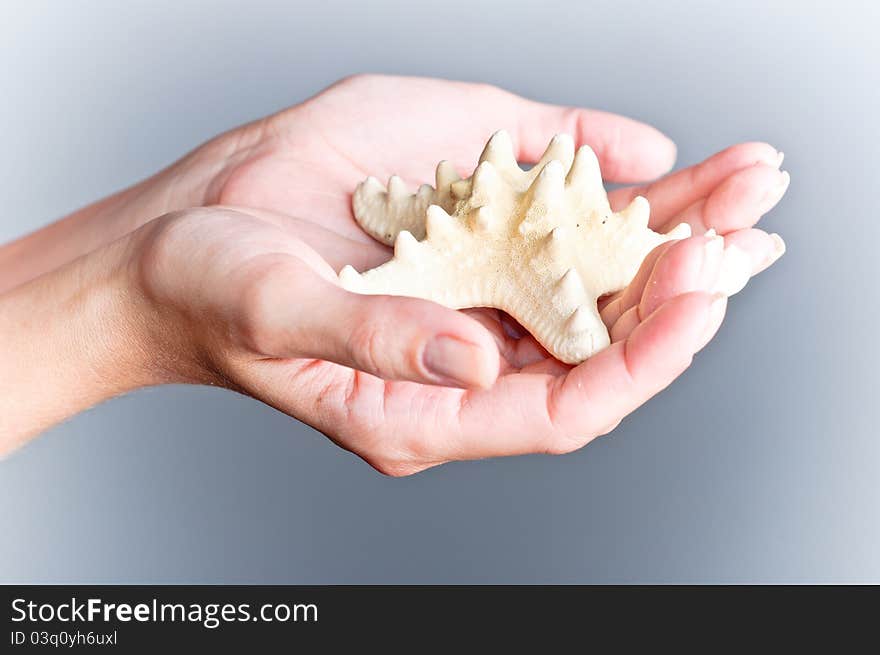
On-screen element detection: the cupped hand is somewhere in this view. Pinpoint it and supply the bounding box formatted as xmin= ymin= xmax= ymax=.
xmin=94 ymin=74 xmax=769 ymax=259
xmin=1 ymin=74 xmax=790 ymax=464
xmin=19 ymin=73 xmax=787 ymax=296
xmin=202 ymin=74 xmax=679 ymax=252
xmin=164 ymin=73 xmax=790 ymax=312
xmin=199 ymin=73 xmax=787 ymax=246
xmin=134 ymin=163 xmax=786 ymax=475
xmin=130 ymin=75 xmax=789 ymax=475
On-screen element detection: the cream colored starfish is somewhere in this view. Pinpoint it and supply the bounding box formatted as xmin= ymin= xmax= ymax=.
xmin=340 ymin=130 xmax=693 ymax=363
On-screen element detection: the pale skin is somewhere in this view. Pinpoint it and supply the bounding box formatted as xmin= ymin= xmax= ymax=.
xmin=0 ymin=75 xmax=788 ymax=474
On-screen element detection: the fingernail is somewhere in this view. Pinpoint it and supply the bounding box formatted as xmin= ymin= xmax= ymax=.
xmin=775 ymin=151 xmax=785 ymax=168
xmin=423 ymin=336 xmax=487 ymax=388
xmin=764 ymin=232 xmax=787 ymax=267
xmin=697 ymin=293 xmax=728 ymax=351
xmin=770 ymin=232 xmax=786 ymax=256
xmin=759 ymin=170 xmax=790 ymax=214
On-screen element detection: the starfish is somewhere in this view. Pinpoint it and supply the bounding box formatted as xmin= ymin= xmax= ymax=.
xmin=340 ymin=130 xmax=692 ymax=363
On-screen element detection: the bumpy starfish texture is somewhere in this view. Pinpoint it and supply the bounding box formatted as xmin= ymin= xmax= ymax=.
xmin=341 ymin=130 xmax=695 ymax=364
xmin=352 ymin=132 xmax=582 ymax=245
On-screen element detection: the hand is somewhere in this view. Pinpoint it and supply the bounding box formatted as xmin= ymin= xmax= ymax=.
xmin=0 ymin=74 xmax=790 ymax=470
xmin=127 ymin=192 xmax=784 ymax=476
xmin=2 ymin=74 xmax=780 ymax=288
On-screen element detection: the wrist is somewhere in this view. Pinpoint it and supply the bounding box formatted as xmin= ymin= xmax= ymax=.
xmin=0 ymin=233 xmax=169 ymax=451
xmin=85 ymin=231 xmax=189 ymax=390
xmin=126 ymin=217 xmax=237 ymax=389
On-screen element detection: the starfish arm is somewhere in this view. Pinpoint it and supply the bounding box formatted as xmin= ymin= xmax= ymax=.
xmin=351 ymin=161 xmax=461 ymax=245
xmin=351 ymin=131 xmax=578 ymax=245
xmin=339 ymin=221 xmax=483 ymax=307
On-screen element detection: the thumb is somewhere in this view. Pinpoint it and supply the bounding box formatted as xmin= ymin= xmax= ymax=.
xmin=263 ymin=277 xmax=501 ymax=389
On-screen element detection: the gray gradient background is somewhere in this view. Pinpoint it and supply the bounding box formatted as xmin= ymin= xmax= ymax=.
xmin=1 ymin=0 xmax=878 ymax=583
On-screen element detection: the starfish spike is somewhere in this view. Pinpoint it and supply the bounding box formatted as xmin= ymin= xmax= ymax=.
xmin=343 ymin=132 xmax=692 ymax=363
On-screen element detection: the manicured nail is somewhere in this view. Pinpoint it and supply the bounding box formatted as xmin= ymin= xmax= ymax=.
xmin=770 ymin=232 xmax=786 ymax=255
xmin=759 ymin=170 xmax=790 ymax=214
xmin=765 ymin=232 xmax=787 ymax=266
xmin=423 ymin=336 xmax=487 ymax=388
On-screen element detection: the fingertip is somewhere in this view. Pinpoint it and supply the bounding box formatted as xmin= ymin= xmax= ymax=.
xmin=331 ymin=292 xmax=503 ymax=388
xmin=631 ymin=121 xmax=678 ymax=177
xmin=656 ymin=130 xmax=678 ymax=174
xmin=471 ymin=359 xmax=501 ymax=389
xmin=690 ymin=163 xmax=789 ymax=235
xmin=714 ymin=141 xmax=781 ymax=171
xmin=607 ymin=121 xmax=678 ymax=182
xmin=421 ymin=333 xmax=499 ymax=389
xmin=450 ymin=324 xmax=502 ymax=389
xmin=770 ymin=232 xmax=787 ymax=259
xmin=414 ymin=303 xmax=501 ymax=389
xmin=722 ymin=228 xmax=786 ymax=277
xmin=459 ymin=316 xmax=503 ymax=389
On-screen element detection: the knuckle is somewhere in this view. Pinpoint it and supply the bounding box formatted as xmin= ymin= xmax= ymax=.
xmin=351 ymin=424 xmax=434 ymax=478
xmin=452 ymin=79 xmax=506 ymax=102
xmin=235 ymin=257 xmax=291 ymax=354
xmin=396 ymin=430 xmax=434 ymax=464
xmin=346 ymin=298 xmax=421 ymax=379
xmin=596 ymin=419 xmax=622 ymax=438
xmin=369 ymin=457 xmax=428 ymax=478
xmin=347 ymin=319 xmax=384 ymax=376
xmin=546 ymin=431 xmax=592 ymax=456
xmin=342 ymin=72 xmax=370 ymax=84
xmin=474 ymin=81 xmax=502 ymax=95
xmin=335 ymin=73 xmax=378 ymax=90
xmin=343 ymin=407 xmax=383 ymax=448
xmin=135 ymin=209 xmax=214 ymax=299
xmin=472 ymin=82 xmax=510 ymax=104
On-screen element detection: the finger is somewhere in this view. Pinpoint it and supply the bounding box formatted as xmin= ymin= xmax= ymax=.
xmin=223 ymin=205 xmax=392 ymax=270
xmin=608 ymin=236 xmax=722 ymax=343
xmin=512 ymin=98 xmax=677 ymax=182
xmin=600 ymin=240 xmax=677 ymax=327
xmin=505 ymin=336 xmax=551 ymax=369
xmin=609 ymin=142 xmax=782 ymax=227
xmin=609 ymin=229 xmax=785 ymax=343
xmin=637 ymin=235 xmax=727 ymax=321
xmin=600 ymin=159 xmax=788 ymax=314
xmin=254 ymin=270 xmax=501 ymax=389
xmin=460 ymin=308 xmax=521 ymax=374
xmin=499 ymin=311 xmax=529 ymax=339
xmin=519 ymin=357 xmax=573 ymax=377
xmin=547 ymin=291 xmax=727 ymax=448
xmin=434 ymin=291 xmax=725 ymax=461
xmin=663 ymin=164 xmax=789 ymax=235
xmin=460 ymin=308 xmax=548 ymax=371
xmin=722 ymin=228 xmax=786 ymax=276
